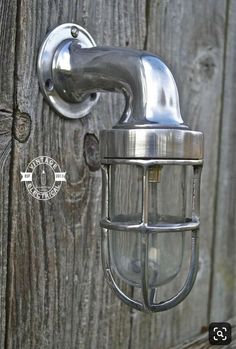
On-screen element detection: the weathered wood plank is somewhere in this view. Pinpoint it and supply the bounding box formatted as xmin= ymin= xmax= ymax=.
xmin=0 ymin=0 xmax=16 ymax=111
xmin=5 ymin=1 xmax=236 ymax=348
xmin=129 ymin=1 xmax=227 ymax=348
xmin=6 ymin=1 xmax=146 ymax=348
xmin=171 ymin=317 xmax=236 ymax=349
xmin=210 ymin=0 xmax=236 ymax=322
xmin=0 ymin=0 xmax=17 ymax=346
xmin=0 ymin=112 xmax=12 ymax=349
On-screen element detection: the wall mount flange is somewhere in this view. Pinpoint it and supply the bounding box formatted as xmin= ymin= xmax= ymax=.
xmin=37 ymin=23 xmax=100 ymax=119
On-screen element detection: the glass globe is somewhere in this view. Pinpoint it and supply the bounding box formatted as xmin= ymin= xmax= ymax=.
xmin=108 ymin=164 xmax=192 ymax=288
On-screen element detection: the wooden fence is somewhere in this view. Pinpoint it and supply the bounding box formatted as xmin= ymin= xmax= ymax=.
xmin=0 ymin=0 xmax=235 ymax=348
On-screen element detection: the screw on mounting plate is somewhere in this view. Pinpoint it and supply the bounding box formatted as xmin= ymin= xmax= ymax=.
xmin=71 ymin=26 xmax=79 ymax=38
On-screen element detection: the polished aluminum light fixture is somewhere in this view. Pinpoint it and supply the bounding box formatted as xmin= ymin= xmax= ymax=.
xmin=38 ymin=23 xmax=204 ymax=312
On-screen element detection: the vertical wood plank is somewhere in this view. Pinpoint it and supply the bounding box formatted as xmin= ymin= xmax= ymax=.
xmin=0 ymin=113 xmax=12 ymax=349
xmin=210 ymin=0 xmax=236 ymax=322
xmin=130 ymin=1 xmax=227 ymax=348
xmin=6 ymin=1 xmax=146 ymax=348
xmin=0 ymin=1 xmax=16 ymax=111
xmin=0 ymin=0 xmax=16 ymax=347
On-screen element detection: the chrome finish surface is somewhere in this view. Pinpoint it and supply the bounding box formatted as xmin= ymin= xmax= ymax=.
xmin=141 ymin=230 xmax=150 ymax=309
xmin=192 ymin=166 xmax=202 ymax=220
xmin=101 ymin=227 xmax=144 ymax=311
xmin=100 ymin=128 xmax=203 ymax=159
xmin=101 ymin=164 xmax=201 ymax=312
xmin=141 ymin=168 xmax=150 ymax=308
xmin=52 ymin=42 xmax=186 ymax=128
xmin=149 ymin=230 xmax=199 ymax=312
xmin=101 ymin=158 xmax=203 ymax=166
xmin=37 ymin=23 xmax=100 ymax=119
xmin=100 ymin=219 xmax=200 ymax=232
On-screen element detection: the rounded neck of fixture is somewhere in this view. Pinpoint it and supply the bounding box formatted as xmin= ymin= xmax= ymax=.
xmin=52 ymin=42 xmax=188 ymax=129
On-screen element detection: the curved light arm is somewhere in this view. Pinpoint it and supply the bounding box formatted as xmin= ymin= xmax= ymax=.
xmin=37 ymin=24 xmax=203 ymax=159
xmin=52 ymin=42 xmax=185 ymax=128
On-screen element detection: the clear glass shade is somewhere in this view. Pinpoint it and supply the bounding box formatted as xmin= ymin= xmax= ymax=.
xmin=108 ymin=164 xmax=193 ymax=288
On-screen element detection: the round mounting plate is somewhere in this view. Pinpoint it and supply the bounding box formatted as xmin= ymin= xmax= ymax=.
xmin=37 ymin=23 xmax=100 ymax=119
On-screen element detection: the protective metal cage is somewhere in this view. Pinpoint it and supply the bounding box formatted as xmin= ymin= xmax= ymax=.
xmin=100 ymin=159 xmax=202 ymax=312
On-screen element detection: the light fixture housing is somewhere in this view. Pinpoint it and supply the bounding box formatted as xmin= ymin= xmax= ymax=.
xmin=38 ymin=23 xmax=204 ymax=312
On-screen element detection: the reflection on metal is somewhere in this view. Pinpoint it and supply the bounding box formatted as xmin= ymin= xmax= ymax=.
xmin=37 ymin=23 xmax=100 ymax=119
xmin=38 ymin=23 xmax=204 ymax=312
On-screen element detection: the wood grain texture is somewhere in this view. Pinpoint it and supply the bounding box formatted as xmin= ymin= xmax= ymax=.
xmin=0 ymin=112 xmax=12 ymax=349
xmin=0 ymin=0 xmax=16 ymax=111
xmin=170 ymin=317 xmax=236 ymax=349
xmin=6 ymin=1 xmax=146 ymax=348
xmin=3 ymin=0 xmax=236 ymax=348
xmin=129 ymin=1 xmax=228 ymax=348
xmin=0 ymin=0 xmax=16 ymax=347
xmin=210 ymin=0 xmax=236 ymax=322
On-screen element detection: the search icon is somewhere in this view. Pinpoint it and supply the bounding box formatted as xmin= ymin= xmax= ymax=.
xmin=209 ymin=322 xmax=231 ymax=345
xmin=216 ymin=330 xmax=224 ymax=338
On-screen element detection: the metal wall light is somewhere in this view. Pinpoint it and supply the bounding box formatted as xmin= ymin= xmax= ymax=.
xmin=38 ymin=23 xmax=204 ymax=312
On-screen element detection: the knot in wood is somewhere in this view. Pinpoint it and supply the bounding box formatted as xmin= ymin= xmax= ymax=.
xmin=196 ymin=52 xmax=216 ymax=81
xmin=83 ymin=133 xmax=100 ymax=171
xmin=13 ymin=111 xmax=31 ymax=142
